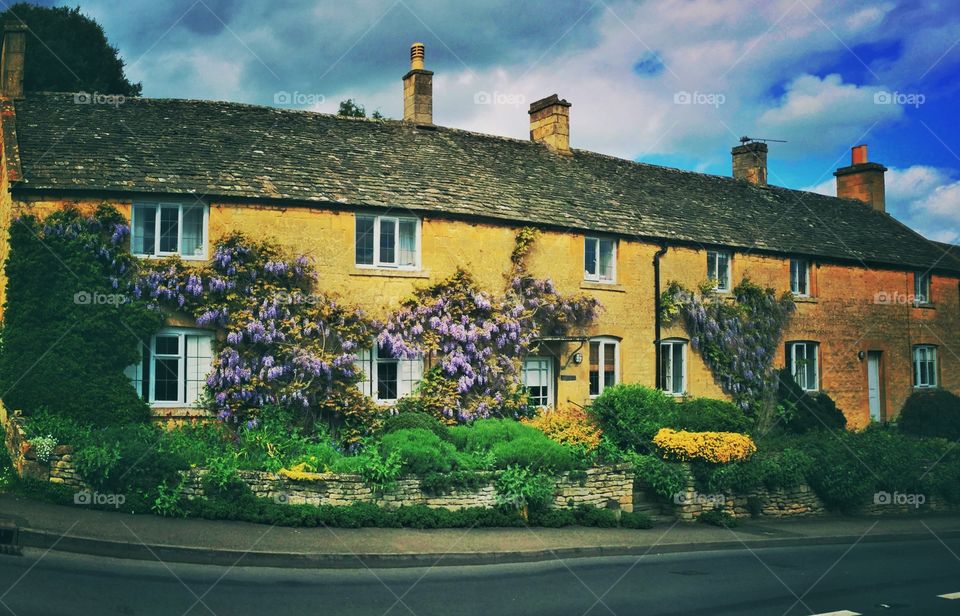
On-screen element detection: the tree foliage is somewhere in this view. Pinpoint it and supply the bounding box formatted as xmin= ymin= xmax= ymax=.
xmin=1 ymin=3 xmax=141 ymax=95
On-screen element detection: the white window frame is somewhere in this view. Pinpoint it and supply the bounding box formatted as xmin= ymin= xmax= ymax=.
xmin=588 ymin=337 xmax=620 ymax=398
xmin=354 ymin=214 xmax=421 ymax=270
xmin=914 ymin=271 xmax=932 ymax=304
xmin=787 ymin=341 xmax=820 ymax=392
xmin=660 ymin=339 xmax=687 ymax=396
xmin=131 ymin=201 xmax=209 ymax=260
xmin=357 ymin=346 xmax=423 ymax=404
xmin=522 ymin=356 xmax=554 ymax=408
xmin=790 ymin=258 xmax=810 ymax=296
xmin=707 ymin=249 xmax=732 ymax=292
xmin=913 ymin=345 xmax=938 ymax=389
xmin=124 ymin=327 xmax=215 ymax=407
xmin=584 ymin=236 xmax=617 ymax=283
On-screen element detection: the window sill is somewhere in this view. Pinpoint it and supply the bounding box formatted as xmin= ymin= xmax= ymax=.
xmin=135 ymin=253 xmax=208 ymax=262
xmin=580 ymin=281 xmax=625 ymax=293
xmin=350 ymin=268 xmax=429 ymax=279
xmin=793 ymin=296 xmax=818 ymax=304
xmin=149 ymin=407 xmax=209 ymax=418
xmin=912 ymin=302 xmax=936 ymax=310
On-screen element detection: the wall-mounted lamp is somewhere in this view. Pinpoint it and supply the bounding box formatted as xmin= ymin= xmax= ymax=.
xmin=857 ymin=351 xmax=865 ymax=361
xmin=572 ymin=352 xmax=583 ymax=365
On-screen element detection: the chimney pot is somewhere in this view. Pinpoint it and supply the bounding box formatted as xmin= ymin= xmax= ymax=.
xmin=732 ymin=141 xmax=768 ymax=186
xmin=834 ymin=144 xmax=887 ymax=212
xmin=1 ymin=20 xmax=26 ymax=100
xmin=851 ymin=144 xmax=868 ymax=165
xmin=402 ymin=42 xmax=433 ymax=125
xmin=528 ymin=94 xmax=571 ymax=155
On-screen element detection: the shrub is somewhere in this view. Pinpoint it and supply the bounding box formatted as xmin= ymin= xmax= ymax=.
xmin=420 ymin=470 xmax=486 ymax=495
xmin=495 ymin=465 xmax=556 ymax=512
xmin=382 ymin=412 xmax=450 ymax=442
xmin=521 ymin=405 xmax=602 ymax=450
xmin=674 ymin=398 xmax=753 ymax=434
xmin=379 ymin=428 xmax=457 ymax=476
xmin=83 ymin=424 xmax=188 ymax=499
xmin=898 ymin=389 xmax=960 ymax=440
xmin=653 ymin=428 xmax=756 ymax=464
xmin=587 ymin=385 xmax=676 ymax=452
xmin=775 ymin=368 xmax=846 ymax=433
xmin=620 ymin=510 xmax=654 ymax=529
xmin=0 ymin=206 xmax=162 ymax=426
xmin=73 ymin=441 xmax=121 ymax=482
xmin=698 ymin=447 xmax=812 ymax=494
xmin=30 ymin=435 xmax=57 ymax=463
xmin=632 ymin=453 xmax=688 ymax=500
xmin=448 ymin=419 xmax=542 ymax=452
xmin=489 ymin=437 xmax=578 ymax=472
xmin=698 ymin=508 xmax=737 ymax=527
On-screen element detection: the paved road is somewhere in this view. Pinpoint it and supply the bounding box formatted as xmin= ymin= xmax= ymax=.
xmin=0 ymin=538 xmax=957 ymax=615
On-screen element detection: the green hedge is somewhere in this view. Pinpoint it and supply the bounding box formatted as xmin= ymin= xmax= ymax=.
xmin=898 ymin=389 xmax=960 ymax=441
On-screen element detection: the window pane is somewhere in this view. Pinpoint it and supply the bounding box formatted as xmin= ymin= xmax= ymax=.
xmin=584 ymin=238 xmax=598 ymax=277
xmin=355 ymin=217 xmax=375 ymax=265
xmin=589 ymin=342 xmax=600 ymax=396
xmin=182 ymin=205 xmax=204 ymax=257
xmin=154 ymin=335 xmax=179 ymax=356
xmin=672 ymin=343 xmax=684 ymax=393
xmin=132 ymin=204 xmax=156 ymax=255
xmin=805 ymin=345 xmax=817 ymax=390
xmin=599 ymin=239 xmax=614 ymax=281
xmin=185 ymin=335 xmax=213 ymax=405
xmin=398 ymin=357 xmax=423 ymax=397
xmin=717 ymin=252 xmax=729 ymax=289
xmin=398 ymin=220 xmax=417 ymax=266
xmin=603 ymin=343 xmax=616 ymax=388
xmin=377 ymin=360 xmax=398 ymax=400
xmin=154 ymin=358 xmax=180 ymax=402
xmin=159 ymin=206 xmax=179 ymax=253
xmin=379 ymin=219 xmax=396 ymax=264
xmin=659 ymin=344 xmax=669 ymax=392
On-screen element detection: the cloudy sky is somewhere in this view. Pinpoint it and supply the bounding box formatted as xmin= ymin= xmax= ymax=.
xmin=27 ymin=0 xmax=960 ymax=242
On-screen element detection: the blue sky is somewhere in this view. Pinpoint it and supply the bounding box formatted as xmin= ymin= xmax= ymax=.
xmin=25 ymin=0 xmax=960 ymax=242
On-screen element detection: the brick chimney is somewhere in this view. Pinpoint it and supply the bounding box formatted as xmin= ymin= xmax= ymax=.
xmin=1 ymin=20 xmax=26 ymax=99
xmin=834 ymin=144 xmax=887 ymax=212
xmin=528 ymin=94 xmax=571 ymax=155
xmin=402 ymin=42 xmax=433 ymax=125
xmin=732 ymin=140 xmax=768 ymax=186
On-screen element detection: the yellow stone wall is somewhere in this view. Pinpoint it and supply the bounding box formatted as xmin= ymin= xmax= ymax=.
xmin=4 ymin=194 xmax=960 ymax=427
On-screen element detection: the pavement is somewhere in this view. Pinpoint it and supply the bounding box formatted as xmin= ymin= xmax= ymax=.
xmin=1 ymin=492 xmax=959 ymax=569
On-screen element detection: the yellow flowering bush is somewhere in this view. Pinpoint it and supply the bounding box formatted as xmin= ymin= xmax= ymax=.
xmin=521 ymin=405 xmax=602 ymax=450
xmin=653 ymin=428 xmax=756 ymax=464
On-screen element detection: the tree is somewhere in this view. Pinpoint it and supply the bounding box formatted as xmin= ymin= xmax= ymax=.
xmin=338 ymin=98 xmax=385 ymax=120
xmin=0 ymin=3 xmax=141 ymax=96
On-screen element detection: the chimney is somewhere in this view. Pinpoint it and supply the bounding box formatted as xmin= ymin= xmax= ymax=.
xmin=834 ymin=144 xmax=887 ymax=212
xmin=528 ymin=94 xmax=571 ymax=155
xmin=1 ymin=20 xmax=26 ymax=99
xmin=732 ymin=140 xmax=768 ymax=186
xmin=402 ymin=42 xmax=433 ymax=125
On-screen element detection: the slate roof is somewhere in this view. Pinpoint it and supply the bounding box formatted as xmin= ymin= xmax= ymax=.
xmin=10 ymin=92 xmax=960 ymax=274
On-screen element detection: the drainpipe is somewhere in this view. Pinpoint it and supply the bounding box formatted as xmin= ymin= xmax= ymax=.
xmin=653 ymin=242 xmax=669 ymax=390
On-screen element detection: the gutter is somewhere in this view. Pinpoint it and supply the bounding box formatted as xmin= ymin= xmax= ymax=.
xmin=652 ymin=242 xmax=669 ymax=390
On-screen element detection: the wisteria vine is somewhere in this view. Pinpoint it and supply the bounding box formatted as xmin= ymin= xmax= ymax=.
xmin=661 ymin=278 xmax=795 ymax=414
